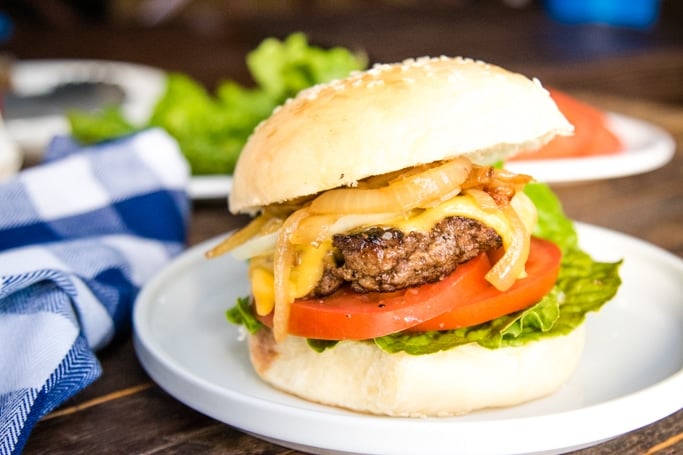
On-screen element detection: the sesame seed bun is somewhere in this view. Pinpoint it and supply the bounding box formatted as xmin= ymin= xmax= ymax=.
xmin=229 ymin=56 xmax=572 ymax=214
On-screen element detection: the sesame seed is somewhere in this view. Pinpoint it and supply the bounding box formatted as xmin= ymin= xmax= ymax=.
xmin=368 ymin=68 xmax=382 ymax=77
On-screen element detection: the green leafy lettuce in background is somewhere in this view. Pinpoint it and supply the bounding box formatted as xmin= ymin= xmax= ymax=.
xmin=227 ymin=183 xmax=622 ymax=355
xmin=67 ymin=32 xmax=367 ymax=175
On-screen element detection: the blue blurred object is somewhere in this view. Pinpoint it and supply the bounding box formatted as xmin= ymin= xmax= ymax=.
xmin=0 ymin=11 xmax=13 ymax=42
xmin=545 ymin=0 xmax=661 ymax=28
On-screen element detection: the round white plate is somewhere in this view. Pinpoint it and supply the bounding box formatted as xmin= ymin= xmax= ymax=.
xmin=187 ymin=112 xmax=675 ymax=199
xmin=506 ymin=112 xmax=675 ymax=184
xmin=133 ymin=223 xmax=683 ymax=455
xmin=4 ymin=59 xmax=166 ymax=158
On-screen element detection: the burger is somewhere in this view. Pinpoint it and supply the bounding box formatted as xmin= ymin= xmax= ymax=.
xmin=208 ymin=56 xmax=621 ymax=417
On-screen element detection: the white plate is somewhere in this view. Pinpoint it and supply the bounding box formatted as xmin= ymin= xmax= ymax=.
xmin=506 ymin=113 xmax=675 ymax=184
xmin=4 ymin=59 xmax=166 ymax=158
xmin=187 ymin=112 xmax=676 ymax=199
xmin=189 ymin=175 xmax=233 ymax=200
xmin=133 ymin=223 xmax=683 ymax=455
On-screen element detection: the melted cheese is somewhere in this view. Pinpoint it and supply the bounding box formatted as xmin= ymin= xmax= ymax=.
xmin=290 ymin=240 xmax=333 ymax=299
xmin=250 ymin=265 xmax=275 ymax=315
xmin=393 ymin=194 xmax=514 ymax=248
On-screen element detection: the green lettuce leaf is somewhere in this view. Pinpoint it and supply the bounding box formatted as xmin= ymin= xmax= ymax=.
xmin=226 ymin=296 xmax=263 ymax=334
xmin=66 ymin=106 xmax=138 ymax=144
xmin=248 ymin=32 xmax=367 ymax=102
xmin=306 ymin=339 xmax=339 ymax=353
xmin=525 ymin=182 xmax=579 ymax=253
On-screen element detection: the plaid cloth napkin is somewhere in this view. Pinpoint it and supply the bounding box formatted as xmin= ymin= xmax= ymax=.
xmin=0 ymin=128 xmax=190 ymax=455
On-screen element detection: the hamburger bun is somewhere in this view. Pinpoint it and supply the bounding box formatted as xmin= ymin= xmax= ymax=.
xmin=229 ymin=56 xmax=572 ymax=214
xmin=248 ymin=324 xmax=585 ymax=417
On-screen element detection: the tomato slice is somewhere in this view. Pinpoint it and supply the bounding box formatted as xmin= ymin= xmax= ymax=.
xmin=409 ymin=237 xmax=561 ymax=331
xmin=256 ymin=238 xmax=561 ymax=340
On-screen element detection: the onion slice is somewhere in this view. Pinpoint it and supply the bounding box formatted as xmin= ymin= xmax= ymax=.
xmin=229 ymin=231 xmax=278 ymax=260
xmin=310 ymin=157 xmax=472 ymax=214
xmin=205 ymin=215 xmax=270 ymax=259
xmin=485 ymin=204 xmax=530 ymax=291
xmin=465 ymin=188 xmax=499 ymax=212
xmin=510 ymin=191 xmax=538 ymax=235
xmin=290 ymin=212 xmax=401 ymax=246
xmin=272 ymin=207 xmax=311 ymax=342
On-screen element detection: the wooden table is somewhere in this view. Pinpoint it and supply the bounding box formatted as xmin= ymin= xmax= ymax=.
xmin=4 ymin=2 xmax=682 ymax=453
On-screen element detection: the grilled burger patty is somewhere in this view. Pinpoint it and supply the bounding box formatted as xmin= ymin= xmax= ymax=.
xmin=310 ymin=216 xmax=503 ymax=297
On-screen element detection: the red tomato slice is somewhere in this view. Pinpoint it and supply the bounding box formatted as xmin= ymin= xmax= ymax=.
xmin=409 ymin=237 xmax=561 ymax=331
xmin=256 ymin=238 xmax=561 ymax=340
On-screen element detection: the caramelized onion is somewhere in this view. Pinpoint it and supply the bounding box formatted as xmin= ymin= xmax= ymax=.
xmin=230 ymin=231 xmax=278 ymax=260
xmin=510 ymin=191 xmax=538 ymax=234
xmin=463 ymin=165 xmax=533 ymax=206
xmin=465 ymin=188 xmax=499 ymax=212
xmin=273 ymin=207 xmax=311 ymax=342
xmin=485 ymin=204 xmax=530 ymax=291
xmin=310 ymin=157 xmax=472 ymax=214
xmin=206 ymin=214 xmax=284 ymax=260
xmin=205 ymin=215 xmax=270 ymax=258
xmin=288 ymin=214 xmax=339 ymax=246
xmin=290 ymin=212 xmax=401 ymax=246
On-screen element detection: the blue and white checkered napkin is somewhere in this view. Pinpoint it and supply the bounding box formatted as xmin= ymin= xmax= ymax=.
xmin=0 ymin=129 xmax=190 ymax=455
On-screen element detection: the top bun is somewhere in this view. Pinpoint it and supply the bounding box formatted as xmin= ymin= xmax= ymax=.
xmin=229 ymin=56 xmax=572 ymax=214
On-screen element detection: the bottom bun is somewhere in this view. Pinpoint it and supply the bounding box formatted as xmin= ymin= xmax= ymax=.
xmin=247 ymin=325 xmax=586 ymax=417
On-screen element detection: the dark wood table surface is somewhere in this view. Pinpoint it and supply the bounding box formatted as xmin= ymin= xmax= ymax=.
xmin=3 ymin=1 xmax=682 ymax=454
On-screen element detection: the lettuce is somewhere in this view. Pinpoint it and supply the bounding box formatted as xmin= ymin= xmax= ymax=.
xmin=226 ymin=296 xmax=263 ymax=334
xmin=68 ymin=33 xmax=367 ymax=175
xmin=66 ymin=106 xmax=137 ymax=144
xmin=247 ymin=32 xmax=367 ymax=103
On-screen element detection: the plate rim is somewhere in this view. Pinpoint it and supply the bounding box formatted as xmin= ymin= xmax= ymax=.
xmin=133 ymin=222 xmax=683 ymax=455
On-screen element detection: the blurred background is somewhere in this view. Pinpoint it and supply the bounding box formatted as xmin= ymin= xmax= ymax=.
xmin=1 ymin=0 xmax=682 ymax=104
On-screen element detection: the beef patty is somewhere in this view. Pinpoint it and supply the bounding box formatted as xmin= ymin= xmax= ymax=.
xmin=309 ymin=216 xmax=502 ymax=297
